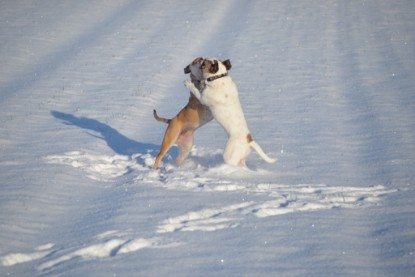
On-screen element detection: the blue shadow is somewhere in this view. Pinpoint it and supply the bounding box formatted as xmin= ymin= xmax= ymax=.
xmin=51 ymin=111 xmax=160 ymax=160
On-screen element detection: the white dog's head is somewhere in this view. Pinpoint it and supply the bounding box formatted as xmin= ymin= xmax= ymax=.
xmin=199 ymin=58 xmax=232 ymax=81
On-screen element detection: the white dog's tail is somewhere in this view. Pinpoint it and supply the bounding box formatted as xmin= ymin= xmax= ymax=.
xmin=249 ymin=141 xmax=277 ymax=164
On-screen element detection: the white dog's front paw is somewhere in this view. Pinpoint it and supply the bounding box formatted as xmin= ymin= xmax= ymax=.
xmin=184 ymin=80 xmax=194 ymax=89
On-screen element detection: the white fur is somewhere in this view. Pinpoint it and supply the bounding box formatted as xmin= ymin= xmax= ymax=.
xmin=184 ymin=58 xmax=276 ymax=167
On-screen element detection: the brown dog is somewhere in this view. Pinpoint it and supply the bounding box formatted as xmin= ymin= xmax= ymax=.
xmin=153 ymin=57 xmax=213 ymax=169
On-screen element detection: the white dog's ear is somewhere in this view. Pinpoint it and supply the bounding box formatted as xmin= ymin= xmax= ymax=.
xmin=222 ymin=59 xmax=232 ymax=70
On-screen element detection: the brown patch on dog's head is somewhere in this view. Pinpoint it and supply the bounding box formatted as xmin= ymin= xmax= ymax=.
xmin=246 ymin=133 xmax=253 ymax=143
xmin=201 ymin=58 xmax=232 ymax=74
xmin=184 ymin=57 xmax=203 ymax=74
xmin=201 ymin=59 xmax=220 ymax=74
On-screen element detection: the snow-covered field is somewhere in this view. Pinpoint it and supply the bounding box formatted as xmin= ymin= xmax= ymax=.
xmin=1 ymin=0 xmax=414 ymax=276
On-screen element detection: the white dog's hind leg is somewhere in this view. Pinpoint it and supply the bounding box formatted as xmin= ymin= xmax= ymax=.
xmin=223 ymin=139 xmax=251 ymax=167
xmin=239 ymin=159 xmax=247 ymax=168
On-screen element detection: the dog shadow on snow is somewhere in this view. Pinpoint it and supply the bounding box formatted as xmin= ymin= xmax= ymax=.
xmin=51 ymin=111 xmax=174 ymax=166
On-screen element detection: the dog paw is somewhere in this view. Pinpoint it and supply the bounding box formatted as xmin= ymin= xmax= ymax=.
xmin=184 ymin=80 xmax=194 ymax=89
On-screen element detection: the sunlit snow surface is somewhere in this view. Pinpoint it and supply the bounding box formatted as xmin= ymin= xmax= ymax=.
xmin=1 ymin=1 xmax=414 ymax=276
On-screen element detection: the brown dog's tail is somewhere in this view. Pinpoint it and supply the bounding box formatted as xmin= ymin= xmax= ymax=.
xmin=153 ymin=109 xmax=171 ymax=124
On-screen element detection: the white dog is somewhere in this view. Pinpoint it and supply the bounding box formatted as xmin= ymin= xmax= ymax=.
xmin=184 ymin=58 xmax=276 ymax=167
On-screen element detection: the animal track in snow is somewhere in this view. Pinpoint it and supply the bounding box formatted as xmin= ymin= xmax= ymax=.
xmin=44 ymin=151 xmax=146 ymax=181
xmin=157 ymin=202 xmax=255 ymax=233
xmin=3 ymin=151 xmax=394 ymax=272
xmin=249 ymin=184 xmax=395 ymax=217
xmin=0 ymin=230 xmax=180 ymax=272
xmin=156 ymin=184 xmax=396 ymax=233
xmin=37 ymin=231 xmax=180 ymax=272
xmin=0 ymin=244 xmax=54 ymax=267
xmin=44 ymin=150 xmax=397 ymax=233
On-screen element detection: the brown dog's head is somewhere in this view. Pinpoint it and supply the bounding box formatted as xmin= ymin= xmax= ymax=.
xmin=184 ymin=57 xmax=204 ymax=81
xmin=200 ymin=58 xmax=231 ymax=78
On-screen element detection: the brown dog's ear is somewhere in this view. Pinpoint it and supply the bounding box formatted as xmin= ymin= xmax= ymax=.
xmin=191 ymin=57 xmax=203 ymax=65
xmin=222 ymin=59 xmax=232 ymax=70
xmin=184 ymin=65 xmax=191 ymax=74
xmin=209 ymin=60 xmax=219 ymax=74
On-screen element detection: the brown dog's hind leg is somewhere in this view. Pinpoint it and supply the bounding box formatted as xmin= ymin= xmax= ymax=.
xmin=176 ymin=129 xmax=195 ymax=165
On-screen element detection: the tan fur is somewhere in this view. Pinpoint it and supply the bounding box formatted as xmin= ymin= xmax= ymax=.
xmin=153 ymin=110 xmax=171 ymax=124
xmin=246 ymin=133 xmax=253 ymax=143
xmin=153 ymin=57 xmax=212 ymax=169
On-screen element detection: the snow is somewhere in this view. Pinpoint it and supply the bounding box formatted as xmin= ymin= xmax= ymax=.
xmin=1 ymin=0 xmax=414 ymax=276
